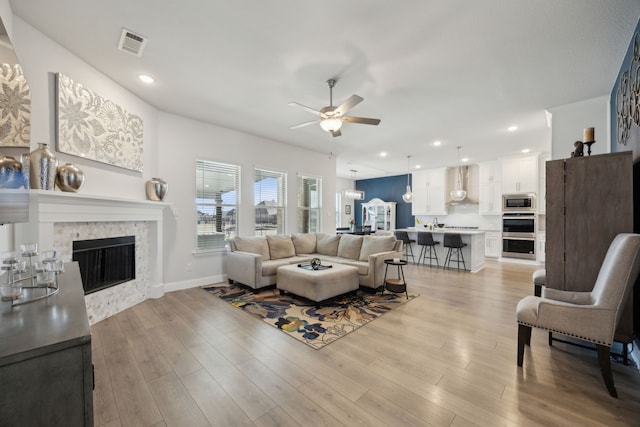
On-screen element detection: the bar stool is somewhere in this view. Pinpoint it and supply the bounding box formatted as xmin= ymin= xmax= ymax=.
xmin=394 ymin=231 xmax=416 ymax=263
xmin=443 ymin=234 xmax=467 ymax=271
xmin=417 ymin=232 xmax=439 ymax=267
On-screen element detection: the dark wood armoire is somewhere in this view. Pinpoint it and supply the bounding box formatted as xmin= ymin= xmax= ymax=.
xmin=546 ymin=151 xmax=634 ymax=343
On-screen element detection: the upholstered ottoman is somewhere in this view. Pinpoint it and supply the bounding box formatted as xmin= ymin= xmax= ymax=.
xmin=277 ymin=263 xmax=359 ymax=302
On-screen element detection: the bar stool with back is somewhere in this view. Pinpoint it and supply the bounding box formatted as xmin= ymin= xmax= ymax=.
xmin=417 ymin=232 xmax=440 ymax=267
xmin=394 ymin=230 xmax=416 ymax=263
xmin=443 ymin=233 xmax=467 ymax=271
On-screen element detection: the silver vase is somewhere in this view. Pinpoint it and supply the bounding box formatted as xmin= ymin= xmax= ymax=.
xmin=56 ymin=163 xmax=85 ymax=192
xmin=30 ymin=143 xmax=58 ymax=190
xmin=145 ymin=177 xmax=168 ymax=201
xmin=0 ymin=155 xmax=23 ymax=189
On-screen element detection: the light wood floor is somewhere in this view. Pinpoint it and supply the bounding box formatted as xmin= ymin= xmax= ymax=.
xmin=91 ymin=260 xmax=640 ymax=426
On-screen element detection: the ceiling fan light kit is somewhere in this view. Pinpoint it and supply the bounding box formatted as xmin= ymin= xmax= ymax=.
xmin=288 ymin=79 xmax=380 ymax=137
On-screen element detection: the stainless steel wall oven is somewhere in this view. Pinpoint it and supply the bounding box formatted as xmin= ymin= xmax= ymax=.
xmin=502 ymin=213 xmax=536 ymax=260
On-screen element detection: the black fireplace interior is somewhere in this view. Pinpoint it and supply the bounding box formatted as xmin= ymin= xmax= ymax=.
xmin=73 ymin=236 xmax=136 ymax=294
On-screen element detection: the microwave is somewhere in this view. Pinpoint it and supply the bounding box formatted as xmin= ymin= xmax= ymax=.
xmin=502 ymin=193 xmax=536 ymax=212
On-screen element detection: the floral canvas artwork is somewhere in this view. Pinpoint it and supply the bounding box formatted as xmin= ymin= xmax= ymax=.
xmin=56 ymin=73 xmax=143 ymax=171
xmin=0 ymin=63 xmax=30 ymax=147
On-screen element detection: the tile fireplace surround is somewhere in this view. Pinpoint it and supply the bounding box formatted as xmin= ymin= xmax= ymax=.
xmin=14 ymin=190 xmax=169 ymax=324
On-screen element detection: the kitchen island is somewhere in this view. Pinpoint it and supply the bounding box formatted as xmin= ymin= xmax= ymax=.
xmin=395 ymin=228 xmax=486 ymax=272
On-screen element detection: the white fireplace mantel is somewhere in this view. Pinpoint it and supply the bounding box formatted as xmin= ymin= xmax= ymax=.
xmin=14 ymin=190 xmax=170 ymax=299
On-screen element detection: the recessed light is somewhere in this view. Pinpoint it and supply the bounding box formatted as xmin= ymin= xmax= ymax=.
xmin=379 ymin=152 xmax=387 ymax=157
xmin=461 ymin=157 xmax=469 ymax=163
xmin=522 ymin=148 xmax=531 ymax=153
xmin=508 ymin=125 xmax=518 ymax=132
xmin=415 ymin=165 xmax=421 ymax=169
xmin=138 ymin=74 xmax=155 ymax=84
xmin=433 ymin=140 xmax=442 ymax=146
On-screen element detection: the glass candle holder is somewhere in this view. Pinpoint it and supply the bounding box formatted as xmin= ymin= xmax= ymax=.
xmin=20 ymin=242 xmax=38 ymax=257
xmin=39 ymin=250 xmax=57 ymax=262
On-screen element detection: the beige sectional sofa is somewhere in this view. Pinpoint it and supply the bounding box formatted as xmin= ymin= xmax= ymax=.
xmin=226 ymin=233 xmax=403 ymax=290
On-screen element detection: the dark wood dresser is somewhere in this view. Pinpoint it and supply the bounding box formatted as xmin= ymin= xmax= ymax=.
xmin=0 ymin=262 xmax=93 ymax=426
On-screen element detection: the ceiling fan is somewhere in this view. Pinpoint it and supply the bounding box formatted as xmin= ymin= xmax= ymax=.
xmin=288 ymin=79 xmax=381 ymax=137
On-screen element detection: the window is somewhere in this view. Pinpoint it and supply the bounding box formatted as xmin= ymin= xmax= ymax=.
xmin=254 ymin=168 xmax=286 ymax=236
xmin=297 ymin=174 xmax=321 ymax=233
xmin=195 ymin=160 xmax=239 ymax=251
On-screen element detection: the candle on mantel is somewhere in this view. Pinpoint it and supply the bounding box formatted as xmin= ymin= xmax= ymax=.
xmin=583 ymin=127 xmax=595 ymax=142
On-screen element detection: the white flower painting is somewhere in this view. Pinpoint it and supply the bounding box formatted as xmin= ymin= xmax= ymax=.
xmin=0 ymin=63 xmax=30 ymax=147
xmin=56 ymin=73 xmax=143 ymax=172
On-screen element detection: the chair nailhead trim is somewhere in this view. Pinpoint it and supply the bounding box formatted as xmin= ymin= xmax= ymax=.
xmin=516 ymin=321 xmax=611 ymax=346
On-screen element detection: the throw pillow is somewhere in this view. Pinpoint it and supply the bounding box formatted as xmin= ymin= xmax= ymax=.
xmin=266 ymin=235 xmax=296 ymax=259
xmin=291 ymin=233 xmax=317 ymax=254
xmin=233 ymin=236 xmax=270 ymax=260
xmin=316 ymin=233 xmax=341 ymax=256
xmin=337 ymin=234 xmax=364 ymax=260
xmin=359 ymin=235 xmax=397 ymax=261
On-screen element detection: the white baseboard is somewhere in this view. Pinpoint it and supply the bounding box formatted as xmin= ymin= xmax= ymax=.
xmin=162 ymin=274 xmax=227 ymax=294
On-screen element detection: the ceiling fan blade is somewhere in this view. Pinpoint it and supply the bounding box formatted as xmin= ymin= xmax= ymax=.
xmin=341 ymin=116 xmax=381 ymax=125
xmin=289 ymin=120 xmax=319 ymax=129
xmin=330 ymin=129 xmax=342 ymax=137
xmin=288 ymin=102 xmax=322 ymax=116
xmin=334 ymin=95 xmax=363 ymax=116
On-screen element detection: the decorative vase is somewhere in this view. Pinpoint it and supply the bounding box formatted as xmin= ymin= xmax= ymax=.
xmin=30 ymin=143 xmax=58 ymax=190
xmin=56 ymin=163 xmax=85 ymax=192
xmin=0 ymin=155 xmax=24 ymax=189
xmin=145 ymin=177 xmax=168 ymax=201
xmin=19 ymin=152 xmax=30 ymax=189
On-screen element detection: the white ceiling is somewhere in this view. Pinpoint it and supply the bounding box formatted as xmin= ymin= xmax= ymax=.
xmin=9 ymin=0 xmax=640 ymax=179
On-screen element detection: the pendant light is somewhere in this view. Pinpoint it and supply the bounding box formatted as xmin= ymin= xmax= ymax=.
xmin=342 ymin=170 xmax=365 ymax=200
xmin=402 ymin=155 xmax=413 ymax=203
xmin=450 ymin=146 xmax=467 ymax=202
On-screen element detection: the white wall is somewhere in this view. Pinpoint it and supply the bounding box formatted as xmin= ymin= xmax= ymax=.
xmin=11 ymin=17 xmax=160 ymax=199
xmin=158 ymin=113 xmax=336 ymax=288
xmin=3 ymin=12 xmax=338 ymax=293
xmin=335 ymin=177 xmax=355 ymax=227
xmin=548 ymin=96 xmax=610 ymax=160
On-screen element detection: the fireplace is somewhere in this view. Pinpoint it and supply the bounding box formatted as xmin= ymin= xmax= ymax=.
xmin=73 ymin=236 xmax=136 ymax=294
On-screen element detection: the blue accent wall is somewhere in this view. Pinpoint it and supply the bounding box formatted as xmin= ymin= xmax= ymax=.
xmin=354 ymin=174 xmax=414 ymax=229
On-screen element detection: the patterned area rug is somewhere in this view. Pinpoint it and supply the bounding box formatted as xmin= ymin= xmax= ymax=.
xmin=204 ymin=284 xmax=418 ymax=350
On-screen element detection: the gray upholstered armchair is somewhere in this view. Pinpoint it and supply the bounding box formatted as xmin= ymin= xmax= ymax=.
xmin=516 ymin=233 xmax=640 ymax=398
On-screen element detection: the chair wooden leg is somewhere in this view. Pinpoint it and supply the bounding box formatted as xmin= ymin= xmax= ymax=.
xmin=548 ymin=331 xmax=553 ymax=346
xmin=596 ymin=345 xmax=617 ymax=398
xmin=517 ymin=324 xmax=531 ymax=366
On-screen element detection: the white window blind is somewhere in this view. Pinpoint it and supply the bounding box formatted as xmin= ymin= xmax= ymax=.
xmin=254 ymin=168 xmax=286 ymax=236
xmin=296 ymin=174 xmax=322 ymax=233
xmin=195 ymin=160 xmax=240 ymax=250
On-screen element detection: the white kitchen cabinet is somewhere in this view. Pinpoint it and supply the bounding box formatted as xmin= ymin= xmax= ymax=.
xmin=538 ymin=153 xmax=549 ymax=214
xmin=537 ymin=231 xmax=546 ymax=263
xmin=411 ymin=168 xmax=447 ymax=216
xmin=362 ymin=198 xmax=396 ymax=231
xmin=485 ymin=231 xmax=502 ymax=258
xmin=478 ymin=161 xmax=502 ymax=215
xmin=501 ymin=155 xmax=538 ymax=194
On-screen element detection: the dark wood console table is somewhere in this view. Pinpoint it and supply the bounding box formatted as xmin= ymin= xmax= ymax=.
xmin=0 ymin=262 xmax=93 ymax=426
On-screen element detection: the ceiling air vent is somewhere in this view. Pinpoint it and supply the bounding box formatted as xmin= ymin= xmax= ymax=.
xmin=117 ymin=28 xmax=147 ymax=56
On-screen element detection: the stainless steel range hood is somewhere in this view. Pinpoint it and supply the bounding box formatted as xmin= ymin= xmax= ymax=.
xmin=447 ymin=164 xmax=479 ymax=205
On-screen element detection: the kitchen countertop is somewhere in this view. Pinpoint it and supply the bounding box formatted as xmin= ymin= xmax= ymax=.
xmin=397 ymin=227 xmax=486 ymax=235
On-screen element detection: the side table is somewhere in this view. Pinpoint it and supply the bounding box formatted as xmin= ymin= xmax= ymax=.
xmin=383 ymin=259 xmax=408 ymax=298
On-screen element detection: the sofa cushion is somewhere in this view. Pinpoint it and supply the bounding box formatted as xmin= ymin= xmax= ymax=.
xmin=359 ymin=235 xmax=397 ymax=261
xmin=291 ymin=233 xmax=317 ymax=254
xmin=261 ymin=259 xmax=293 ymax=276
xmin=233 ymin=236 xmax=270 ymax=260
xmin=316 ymin=233 xmax=341 ymax=256
xmin=337 ymin=234 xmax=364 ymax=260
xmin=267 ymin=235 xmax=296 ymax=260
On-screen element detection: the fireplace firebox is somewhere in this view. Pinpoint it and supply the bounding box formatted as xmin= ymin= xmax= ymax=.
xmin=73 ymin=236 xmax=136 ymax=294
